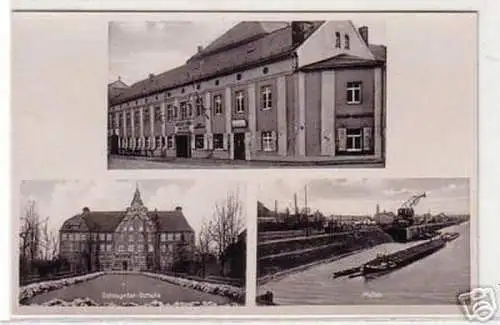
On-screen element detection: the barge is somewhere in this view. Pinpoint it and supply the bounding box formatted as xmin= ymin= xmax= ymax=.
xmin=333 ymin=237 xmax=446 ymax=279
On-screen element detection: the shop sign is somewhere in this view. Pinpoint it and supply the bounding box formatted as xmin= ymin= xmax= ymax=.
xmin=232 ymin=119 xmax=247 ymax=129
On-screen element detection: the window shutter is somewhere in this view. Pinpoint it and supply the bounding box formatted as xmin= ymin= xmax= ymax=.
xmin=363 ymin=127 xmax=372 ymax=151
xmin=338 ymin=128 xmax=347 ymax=151
xmin=223 ymin=133 xmax=228 ymax=150
xmin=256 ymin=131 xmax=262 ymax=152
xmin=271 ymin=131 xmax=277 ymax=152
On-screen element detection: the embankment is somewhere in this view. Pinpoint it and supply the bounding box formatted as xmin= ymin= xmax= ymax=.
xmin=257 ymin=226 xmax=392 ymax=281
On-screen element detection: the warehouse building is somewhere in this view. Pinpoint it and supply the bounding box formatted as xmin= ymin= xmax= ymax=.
xmin=108 ymin=20 xmax=386 ymax=164
xmin=59 ymin=186 xmax=195 ymax=272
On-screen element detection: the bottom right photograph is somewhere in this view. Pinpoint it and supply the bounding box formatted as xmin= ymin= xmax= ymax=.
xmin=255 ymin=178 xmax=471 ymax=306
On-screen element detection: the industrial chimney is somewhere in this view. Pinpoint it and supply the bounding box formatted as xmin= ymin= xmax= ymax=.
xmin=358 ymin=26 xmax=369 ymax=44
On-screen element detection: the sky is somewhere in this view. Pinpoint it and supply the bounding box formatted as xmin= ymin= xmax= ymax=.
xmin=19 ymin=180 xmax=246 ymax=237
xmin=258 ymin=178 xmax=470 ymax=217
xmin=108 ymin=18 xmax=387 ymax=85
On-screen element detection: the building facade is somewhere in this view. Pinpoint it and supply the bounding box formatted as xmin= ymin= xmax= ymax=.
xmin=108 ymin=20 xmax=386 ymax=165
xmin=59 ymin=186 xmax=195 ymax=272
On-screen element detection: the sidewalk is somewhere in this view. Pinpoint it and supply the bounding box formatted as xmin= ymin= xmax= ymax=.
xmin=109 ymin=154 xmax=384 ymax=168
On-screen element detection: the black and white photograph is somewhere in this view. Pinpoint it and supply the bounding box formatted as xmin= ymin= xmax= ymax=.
xmin=107 ymin=20 xmax=387 ymax=169
xmin=256 ymin=178 xmax=471 ymax=306
xmin=18 ymin=180 xmax=247 ymax=307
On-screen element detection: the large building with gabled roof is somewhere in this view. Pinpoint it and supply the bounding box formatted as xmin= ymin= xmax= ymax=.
xmin=108 ymin=20 xmax=386 ymax=165
xmin=59 ymin=185 xmax=195 ymax=272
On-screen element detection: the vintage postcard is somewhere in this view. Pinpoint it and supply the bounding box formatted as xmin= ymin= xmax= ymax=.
xmin=16 ymin=180 xmax=247 ymax=309
xmin=11 ymin=9 xmax=480 ymax=321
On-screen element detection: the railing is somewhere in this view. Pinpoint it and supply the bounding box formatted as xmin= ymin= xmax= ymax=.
xmin=159 ymin=271 xmax=244 ymax=287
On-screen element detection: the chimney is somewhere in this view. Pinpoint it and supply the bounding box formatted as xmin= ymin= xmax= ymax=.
xmin=358 ymin=26 xmax=369 ymax=44
xmin=175 ymin=206 xmax=182 ymax=212
xmin=82 ymin=207 xmax=90 ymax=213
xmin=197 ymin=45 xmax=203 ymax=53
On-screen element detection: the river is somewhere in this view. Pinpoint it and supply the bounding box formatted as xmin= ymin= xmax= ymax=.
xmin=259 ymin=222 xmax=470 ymax=305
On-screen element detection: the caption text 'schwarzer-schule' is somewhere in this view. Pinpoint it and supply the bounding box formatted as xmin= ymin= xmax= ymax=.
xmin=108 ymin=21 xmax=386 ymax=166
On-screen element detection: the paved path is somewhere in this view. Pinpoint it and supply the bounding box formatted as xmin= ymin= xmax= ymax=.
xmin=108 ymin=156 xmax=381 ymax=169
xmin=25 ymin=273 xmax=232 ymax=305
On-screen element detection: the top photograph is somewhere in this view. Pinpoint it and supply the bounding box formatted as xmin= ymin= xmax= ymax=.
xmin=107 ymin=20 xmax=387 ymax=169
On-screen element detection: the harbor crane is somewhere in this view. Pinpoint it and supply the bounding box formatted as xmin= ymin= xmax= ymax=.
xmin=396 ymin=192 xmax=426 ymax=226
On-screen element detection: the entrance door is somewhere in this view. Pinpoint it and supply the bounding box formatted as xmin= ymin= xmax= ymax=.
xmin=122 ymin=260 xmax=128 ymax=271
xmin=233 ymin=133 xmax=246 ymax=160
xmin=175 ymin=135 xmax=191 ymax=158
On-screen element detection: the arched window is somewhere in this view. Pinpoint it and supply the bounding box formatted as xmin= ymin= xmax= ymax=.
xmin=335 ymin=32 xmax=341 ymax=48
xmin=344 ymin=34 xmax=350 ymax=49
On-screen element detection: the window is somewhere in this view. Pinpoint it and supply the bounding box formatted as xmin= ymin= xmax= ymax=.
xmin=61 ymin=233 xmax=67 ymax=240
xmin=346 ymin=128 xmax=363 ymax=152
xmin=128 ymin=244 xmax=134 ymax=252
xmin=174 ymin=233 xmax=181 ymax=241
xmin=335 ymin=32 xmax=341 ymax=48
xmin=148 ymin=244 xmax=154 ymax=252
xmin=120 ymin=233 xmax=125 ymax=241
xmin=214 ymin=95 xmax=223 ymax=115
xmin=195 ymin=134 xmax=204 ymax=149
xmin=161 ymin=233 xmax=166 ymax=242
xmin=161 ymin=244 xmax=166 ymax=252
xmin=154 ymin=106 xmax=162 ymax=122
xmin=155 ymin=136 xmax=161 ymax=148
xmin=129 ymin=234 xmax=134 ymax=242
xmin=236 ymin=73 xmax=242 ymax=80
xmin=127 ymin=112 xmax=131 ymax=124
xmin=167 ymin=105 xmax=173 ymax=121
xmin=346 ymin=81 xmax=362 ymax=104
xmin=92 ymin=233 xmax=97 ymax=240
xmin=167 ymin=233 xmax=173 ymax=241
xmin=119 ymin=245 xmax=125 ymax=252
xmin=128 ymin=225 xmax=134 ymax=232
xmin=235 ymin=91 xmax=245 ymax=113
xmin=261 ymin=86 xmax=272 ymax=110
xmin=181 ymin=88 xmax=185 ymax=93
xmin=106 ymin=233 xmax=112 ymax=241
xmin=263 ymin=67 xmax=269 ymax=74
xmin=195 ymin=97 xmax=204 ymax=116
xmin=143 ymin=108 xmax=150 ymax=122
xmin=180 ymin=102 xmax=188 ymax=119
xmin=81 ymin=233 xmax=87 ymax=241
xmin=214 ymin=80 xmax=220 ymax=86
xmin=262 ymin=131 xmax=275 ymax=152
xmin=106 ymin=244 xmax=112 ymax=251
xmin=99 ymin=233 xmax=105 ymax=241
xmin=344 ymin=34 xmax=350 ymax=49
xmin=213 ymin=134 xmax=224 ymax=149
xmin=138 ymin=235 xmax=144 ymax=242
xmin=167 ymin=136 xmax=174 ymax=149
xmin=139 ymin=225 xmax=144 ymax=232
xmin=100 ymin=244 xmax=105 ymax=251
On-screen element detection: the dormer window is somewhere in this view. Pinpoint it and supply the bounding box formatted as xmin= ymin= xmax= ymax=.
xmin=344 ymin=34 xmax=350 ymax=49
xmin=335 ymin=32 xmax=341 ymax=48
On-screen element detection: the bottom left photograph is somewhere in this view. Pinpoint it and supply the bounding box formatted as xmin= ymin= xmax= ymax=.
xmin=17 ymin=179 xmax=247 ymax=307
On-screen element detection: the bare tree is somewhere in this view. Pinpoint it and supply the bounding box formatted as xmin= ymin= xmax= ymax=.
xmin=207 ymin=190 xmax=244 ymax=274
xmin=196 ymin=220 xmax=212 ymax=278
xmin=19 ymin=201 xmax=44 ymax=274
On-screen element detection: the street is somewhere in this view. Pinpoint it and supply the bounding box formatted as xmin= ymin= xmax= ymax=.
xmin=24 ymin=273 xmax=233 ymax=305
xmin=108 ymin=156 xmax=382 ymax=169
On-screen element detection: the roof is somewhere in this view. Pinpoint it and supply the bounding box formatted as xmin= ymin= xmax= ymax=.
xmin=300 ymin=51 xmax=385 ymax=71
xmin=110 ymin=21 xmax=323 ymax=106
xmin=61 ymin=211 xmax=125 ymax=232
xmin=148 ymin=211 xmax=194 ymax=232
xmin=60 ymin=210 xmax=194 ymax=233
